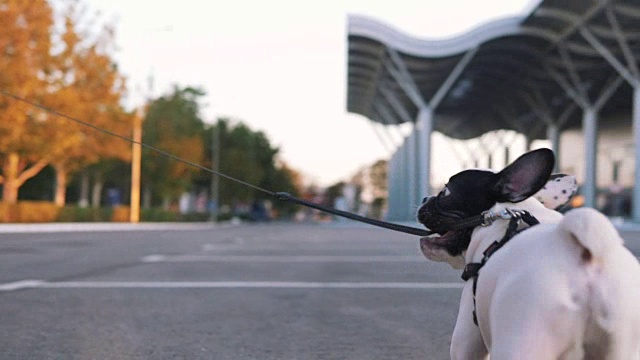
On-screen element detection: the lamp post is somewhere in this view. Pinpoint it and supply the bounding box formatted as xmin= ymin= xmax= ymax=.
xmin=210 ymin=122 xmax=220 ymax=223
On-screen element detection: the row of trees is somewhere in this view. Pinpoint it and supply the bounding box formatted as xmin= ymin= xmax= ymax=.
xmin=0 ymin=0 xmax=130 ymax=205
xmin=141 ymin=86 xmax=302 ymax=215
xmin=0 ymin=1 xmax=302 ymax=216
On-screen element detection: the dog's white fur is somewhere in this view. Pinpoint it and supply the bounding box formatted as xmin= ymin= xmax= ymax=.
xmin=432 ymin=198 xmax=640 ymax=359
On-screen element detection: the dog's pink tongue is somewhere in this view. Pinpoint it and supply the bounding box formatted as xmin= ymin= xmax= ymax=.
xmin=421 ymin=231 xmax=455 ymax=247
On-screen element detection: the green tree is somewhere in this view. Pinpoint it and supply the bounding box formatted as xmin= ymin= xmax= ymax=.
xmin=370 ymin=159 xmax=388 ymax=199
xmin=199 ymin=118 xmax=301 ymax=217
xmin=324 ymin=181 xmax=346 ymax=208
xmin=369 ymin=159 xmax=388 ymax=219
xmin=142 ymin=86 xmax=206 ymax=207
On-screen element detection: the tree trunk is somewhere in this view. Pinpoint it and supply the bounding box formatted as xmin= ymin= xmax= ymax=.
xmin=54 ymin=165 xmax=67 ymax=207
xmin=2 ymin=153 xmax=20 ymax=204
xmin=92 ymin=173 xmax=104 ymax=208
xmin=79 ymin=171 xmax=90 ymax=208
xmin=1 ymin=152 xmax=50 ymax=204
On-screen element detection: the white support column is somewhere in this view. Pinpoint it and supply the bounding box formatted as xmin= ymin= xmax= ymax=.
xmin=392 ymin=142 xmax=407 ymax=221
xmin=633 ymin=88 xmax=640 ymax=222
xmin=583 ymin=108 xmax=598 ymax=208
xmin=525 ymin=134 xmax=533 ymax=152
xmin=387 ymin=151 xmax=399 ymax=220
xmin=417 ymin=107 xmax=433 ymax=200
xmin=504 ymin=146 xmax=510 ymax=168
xmin=580 ymin=10 xmax=640 ymax=219
xmin=397 ymin=147 xmax=406 ymax=220
xmin=394 ymin=149 xmax=403 ymax=221
xmin=547 ymin=123 xmax=560 ymax=172
xmin=406 ymin=131 xmax=416 ymax=219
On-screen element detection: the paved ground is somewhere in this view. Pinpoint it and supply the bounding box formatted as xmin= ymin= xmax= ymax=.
xmin=1 ymin=221 xmax=639 ymax=360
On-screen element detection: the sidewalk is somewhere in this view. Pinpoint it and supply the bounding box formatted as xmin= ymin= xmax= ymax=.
xmin=0 ymin=222 xmax=220 ymax=234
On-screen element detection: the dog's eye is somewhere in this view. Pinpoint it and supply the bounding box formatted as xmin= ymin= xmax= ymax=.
xmin=439 ymin=186 xmax=451 ymax=197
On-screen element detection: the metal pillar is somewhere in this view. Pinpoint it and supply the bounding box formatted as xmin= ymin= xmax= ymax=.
xmin=583 ymin=108 xmax=598 ymax=208
xmin=407 ymin=129 xmax=418 ymax=216
xmin=388 ymin=144 xmax=404 ymax=221
xmin=525 ymin=135 xmax=533 ymax=152
xmin=580 ymin=10 xmax=640 ymax=219
xmin=547 ymin=123 xmax=560 ymax=172
xmin=386 ymin=151 xmax=397 ymax=220
xmin=210 ymin=124 xmax=220 ymax=223
xmin=388 ymin=47 xmax=475 ymax=220
xmin=398 ymin=138 xmax=411 ymax=220
xmin=633 ymin=88 xmax=640 ymax=222
xmin=504 ymin=146 xmax=510 ymax=168
xmin=418 ymin=107 xmax=433 ymax=200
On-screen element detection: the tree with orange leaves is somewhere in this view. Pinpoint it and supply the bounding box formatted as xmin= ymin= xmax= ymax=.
xmin=0 ymin=1 xmax=130 ymax=205
xmin=46 ymin=4 xmax=131 ymax=206
xmin=0 ymin=0 xmax=54 ymax=203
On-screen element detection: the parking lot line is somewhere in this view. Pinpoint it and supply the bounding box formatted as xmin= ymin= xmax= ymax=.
xmin=0 ymin=280 xmax=45 ymax=291
xmin=41 ymin=281 xmax=464 ymax=289
xmin=0 ymin=280 xmax=464 ymax=290
xmin=140 ymin=254 xmax=427 ymax=263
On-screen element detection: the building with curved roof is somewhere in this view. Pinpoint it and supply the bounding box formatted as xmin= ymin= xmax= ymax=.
xmin=347 ymin=0 xmax=640 ymax=221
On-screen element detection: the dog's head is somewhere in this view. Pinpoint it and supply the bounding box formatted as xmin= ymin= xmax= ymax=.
xmin=416 ymin=148 xmax=555 ymax=268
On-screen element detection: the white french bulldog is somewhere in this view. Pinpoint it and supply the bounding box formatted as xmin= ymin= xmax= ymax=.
xmin=417 ymin=148 xmax=640 ymax=359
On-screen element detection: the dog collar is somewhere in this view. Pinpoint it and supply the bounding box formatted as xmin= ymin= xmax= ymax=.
xmin=461 ymin=209 xmax=540 ymax=326
xmin=462 ymin=209 xmax=539 ymax=281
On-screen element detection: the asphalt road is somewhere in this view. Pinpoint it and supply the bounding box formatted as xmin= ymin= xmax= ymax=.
xmin=1 ymin=222 xmax=639 ymax=360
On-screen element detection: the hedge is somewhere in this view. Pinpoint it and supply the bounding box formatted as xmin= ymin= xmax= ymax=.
xmin=0 ymin=201 xmax=213 ymax=223
xmin=0 ymin=201 xmax=60 ymax=223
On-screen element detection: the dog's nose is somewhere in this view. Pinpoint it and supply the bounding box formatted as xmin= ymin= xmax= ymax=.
xmin=422 ymin=196 xmax=436 ymax=204
xmin=417 ymin=198 xmax=434 ymax=223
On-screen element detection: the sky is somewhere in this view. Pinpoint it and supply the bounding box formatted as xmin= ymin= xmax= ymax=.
xmin=81 ymin=0 xmax=536 ymax=186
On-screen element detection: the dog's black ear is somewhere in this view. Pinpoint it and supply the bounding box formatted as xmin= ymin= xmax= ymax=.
xmin=493 ymin=148 xmax=555 ymax=203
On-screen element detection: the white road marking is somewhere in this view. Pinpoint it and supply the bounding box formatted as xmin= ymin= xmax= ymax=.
xmin=202 ymin=244 xmax=217 ymax=251
xmin=140 ymin=254 xmax=426 ymax=263
xmin=140 ymin=254 xmax=168 ymax=263
xmin=0 ymin=280 xmax=45 ymax=291
xmin=0 ymin=278 xmax=463 ymax=291
xmin=37 ymin=281 xmax=464 ymax=289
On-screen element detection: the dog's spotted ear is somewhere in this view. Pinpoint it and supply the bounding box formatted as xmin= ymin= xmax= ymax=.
xmin=534 ymin=174 xmax=578 ymax=210
xmin=493 ymin=148 xmax=556 ymax=203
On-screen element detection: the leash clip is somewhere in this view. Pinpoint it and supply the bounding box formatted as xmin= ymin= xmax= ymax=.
xmin=480 ymin=210 xmax=496 ymax=226
xmin=481 ymin=208 xmax=522 ymax=226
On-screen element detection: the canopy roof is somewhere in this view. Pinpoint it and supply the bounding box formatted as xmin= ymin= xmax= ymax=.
xmin=347 ymin=0 xmax=640 ymax=140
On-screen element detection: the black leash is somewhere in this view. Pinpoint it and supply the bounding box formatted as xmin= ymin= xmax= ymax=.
xmin=0 ymin=90 xmax=433 ymax=237
xmin=275 ymin=192 xmax=432 ymax=236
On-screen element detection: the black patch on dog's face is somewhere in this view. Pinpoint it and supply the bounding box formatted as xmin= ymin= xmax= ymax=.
xmin=417 ymin=170 xmax=498 ymax=256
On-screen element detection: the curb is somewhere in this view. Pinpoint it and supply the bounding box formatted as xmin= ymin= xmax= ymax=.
xmin=0 ymin=222 xmax=234 ymax=234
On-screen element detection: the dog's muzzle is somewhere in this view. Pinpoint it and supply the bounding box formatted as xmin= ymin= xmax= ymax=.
xmin=417 ymin=196 xmax=466 ymax=235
